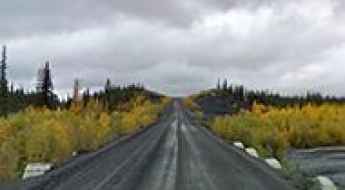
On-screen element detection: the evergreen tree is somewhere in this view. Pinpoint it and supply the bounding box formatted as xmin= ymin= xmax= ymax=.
xmin=36 ymin=61 xmax=54 ymax=108
xmin=217 ymin=78 xmax=221 ymax=90
xmin=73 ymin=79 xmax=80 ymax=102
xmin=104 ymin=78 xmax=112 ymax=109
xmin=222 ymin=79 xmax=228 ymax=91
xmin=238 ymin=85 xmax=245 ymax=101
xmin=83 ymin=88 xmax=90 ymax=106
xmin=228 ymin=85 xmax=233 ymax=95
xmin=105 ymin=78 xmax=111 ymax=94
xmin=0 ymin=46 xmax=8 ymax=116
xmin=0 ymin=46 xmax=8 ymax=93
xmin=10 ymin=82 xmax=14 ymax=95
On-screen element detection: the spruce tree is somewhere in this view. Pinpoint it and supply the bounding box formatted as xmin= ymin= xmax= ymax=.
xmin=222 ymin=79 xmax=228 ymax=91
xmin=104 ymin=78 xmax=112 ymax=109
xmin=10 ymin=82 xmax=14 ymax=95
xmin=73 ymin=79 xmax=80 ymax=102
xmin=0 ymin=46 xmax=8 ymax=116
xmin=36 ymin=61 xmax=54 ymax=107
xmin=82 ymin=88 xmax=90 ymax=106
xmin=105 ymin=78 xmax=111 ymax=94
xmin=217 ymin=78 xmax=221 ymax=90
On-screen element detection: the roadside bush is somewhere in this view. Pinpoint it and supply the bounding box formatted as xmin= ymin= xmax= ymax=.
xmin=211 ymin=103 xmax=345 ymax=160
xmin=0 ymin=139 xmax=20 ymax=181
xmin=0 ymin=96 xmax=170 ymax=181
xmin=183 ymin=96 xmax=200 ymax=112
xmin=118 ymin=96 xmax=161 ymax=135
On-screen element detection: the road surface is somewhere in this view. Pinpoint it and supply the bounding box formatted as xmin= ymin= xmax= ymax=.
xmin=5 ymin=101 xmax=295 ymax=190
xmin=288 ymin=147 xmax=345 ymax=188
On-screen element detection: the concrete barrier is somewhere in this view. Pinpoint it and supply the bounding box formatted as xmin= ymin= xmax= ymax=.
xmin=233 ymin=141 xmax=245 ymax=149
xmin=265 ymin=158 xmax=282 ymax=169
xmin=315 ymin=176 xmax=337 ymax=190
xmin=72 ymin=151 xmax=78 ymax=157
xmin=245 ymin=148 xmax=259 ymax=158
xmin=22 ymin=163 xmax=52 ymax=179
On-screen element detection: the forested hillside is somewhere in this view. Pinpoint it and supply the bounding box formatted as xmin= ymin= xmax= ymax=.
xmin=189 ymin=78 xmax=345 ymax=117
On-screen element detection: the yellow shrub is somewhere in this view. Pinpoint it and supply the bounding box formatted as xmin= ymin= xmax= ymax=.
xmin=97 ymin=112 xmax=112 ymax=144
xmin=211 ymin=103 xmax=345 ymax=160
xmin=0 ymin=96 xmax=168 ymax=181
xmin=183 ymin=97 xmax=200 ymax=111
xmin=118 ymin=97 xmax=161 ymax=135
xmin=0 ymin=139 xmax=20 ymax=181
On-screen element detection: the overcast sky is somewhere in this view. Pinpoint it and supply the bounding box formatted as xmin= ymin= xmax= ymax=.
xmin=1 ymin=0 xmax=345 ymax=97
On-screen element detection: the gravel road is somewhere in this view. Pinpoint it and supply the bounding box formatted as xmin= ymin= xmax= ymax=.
xmin=288 ymin=147 xmax=345 ymax=189
xmin=3 ymin=101 xmax=295 ymax=190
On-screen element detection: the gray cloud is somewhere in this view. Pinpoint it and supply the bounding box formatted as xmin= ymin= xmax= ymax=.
xmin=0 ymin=0 xmax=209 ymax=40
xmin=1 ymin=0 xmax=345 ymax=96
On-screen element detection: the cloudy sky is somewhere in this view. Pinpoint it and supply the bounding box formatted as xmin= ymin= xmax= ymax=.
xmin=1 ymin=0 xmax=345 ymax=97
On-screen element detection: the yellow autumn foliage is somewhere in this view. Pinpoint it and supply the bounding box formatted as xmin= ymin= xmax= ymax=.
xmin=118 ymin=96 xmax=162 ymax=135
xmin=211 ymin=103 xmax=345 ymax=159
xmin=0 ymin=96 xmax=170 ymax=181
xmin=182 ymin=96 xmax=200 ymax=111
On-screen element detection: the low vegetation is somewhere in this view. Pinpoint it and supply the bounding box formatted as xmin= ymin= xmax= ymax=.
xmin=0 ymin=96 xmax=170 ymax=181
xmin=211 ymin=103 xmax=345 ymax=160
xmin=182 ymin=96 xmax=200 ymax=111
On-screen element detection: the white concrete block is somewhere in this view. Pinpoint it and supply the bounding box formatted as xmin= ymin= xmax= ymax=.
xmin=245 ymin=148 xmax=259 ymax=158
xmin=265 ymin=158 xmax=282 ymax=169
xmin=72 ymin=151 xmax=78 ymax=157
xmin=233 ymin=142 xmax=245 ymax=149
xmin=22 ymin=163 xmax=52 ymax=179
xmin=316 ymin=176 xmax=337 ymax=190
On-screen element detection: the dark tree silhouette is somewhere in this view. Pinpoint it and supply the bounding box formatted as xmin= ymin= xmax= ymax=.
xmin=217 ymin=78 xmax=221 ymax=90
xmin=82 ymin=88 xmax=90 ymax=106
xmin=10 ymin=82 xmax=14 ymax=95
xmin=213 ymin=78 xmax=345 ymax=110
xmin=105 ymin=78 xmax=111 ymax=94
xmin=104 ymin=78 xmax=112 ymax=109
xmin=0 ymin=46 xmax=7 ymax=93
xmin=73 ymin=79 xmax=80 ymax=102
xmin=0 ymin=46 xmax=8 ymax=116
xmin=36 ymin=61 xmax=54 ymax=108
xmin=222 ymin=79 xmax=228 ymax=91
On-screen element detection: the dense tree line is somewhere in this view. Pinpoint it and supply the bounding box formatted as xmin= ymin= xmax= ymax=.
xmin=0 ymin=45 xmax=159 ymax=117
xmin=64 ymin=79 xmax=158 ymax=112
xmin=213 ymin=78 xmax=345 ymax=108
xmin=87 ymin=81 xmax=161 ymax=111
xmin=0 ymin=46 xmax=60 ymax=116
